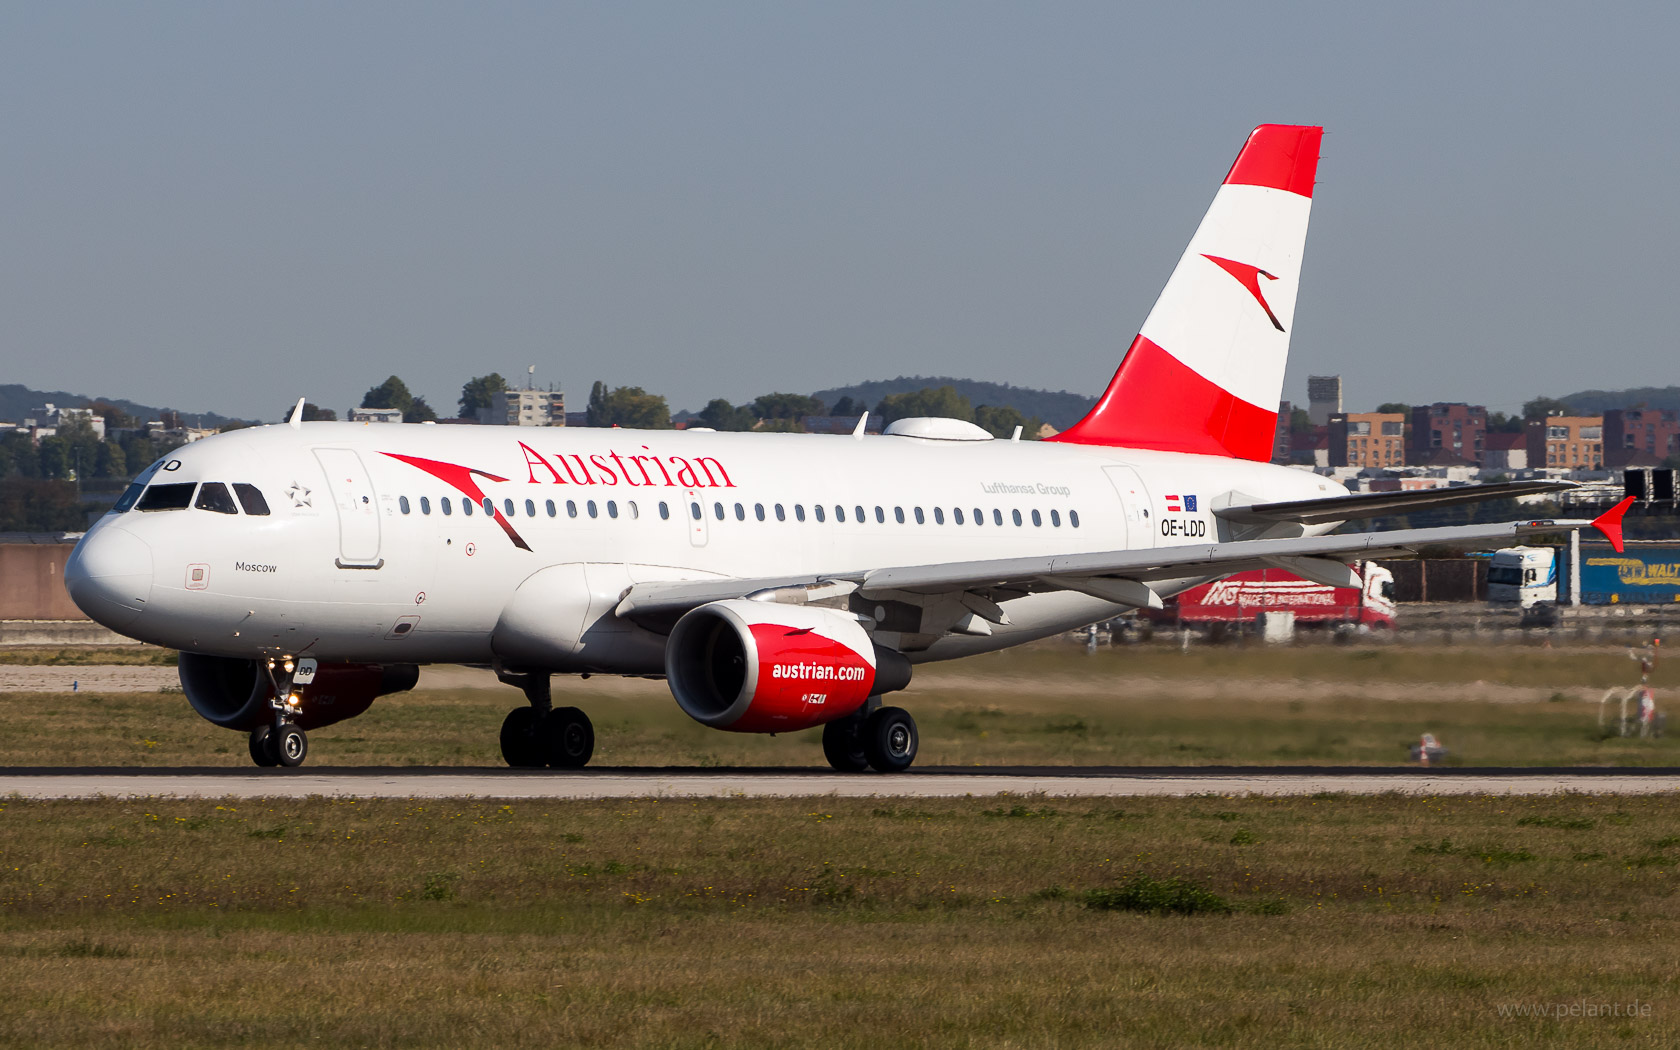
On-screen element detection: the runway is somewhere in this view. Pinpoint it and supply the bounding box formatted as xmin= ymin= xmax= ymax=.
xmin=4 ymin=766 xmax=1679 ymax=799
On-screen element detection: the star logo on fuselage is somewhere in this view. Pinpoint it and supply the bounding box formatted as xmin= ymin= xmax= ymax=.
xmin=286 ymin=481 xmax=312 ymax=508
xmin=1202 ymin=254 xmax=1285 ymax=332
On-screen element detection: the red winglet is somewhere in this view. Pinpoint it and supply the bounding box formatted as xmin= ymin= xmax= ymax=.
xmin=1591 ymin=495 xmax=1636 ymax=554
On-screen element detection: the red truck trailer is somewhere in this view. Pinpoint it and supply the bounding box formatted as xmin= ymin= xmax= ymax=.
xmin=1153 ymin=561 xmax=1397 ymax=628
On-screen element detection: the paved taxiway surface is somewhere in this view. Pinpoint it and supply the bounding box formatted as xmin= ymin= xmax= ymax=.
xmin=4 ymin=767 xmax=1678 ymax=799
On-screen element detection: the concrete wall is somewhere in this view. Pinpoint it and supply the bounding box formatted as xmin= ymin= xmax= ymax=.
xmin=0 ymin=544 xmax=85 ymax=620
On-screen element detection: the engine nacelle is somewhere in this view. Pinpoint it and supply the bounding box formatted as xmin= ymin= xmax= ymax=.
xmin=665 ymin=600 xmax=911 ymax=733
xmin=177 ymin=652 xmax=419 ymax=731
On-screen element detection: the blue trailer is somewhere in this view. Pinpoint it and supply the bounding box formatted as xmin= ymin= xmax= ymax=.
xmin=1576 ymin=544 xmax=1680 ymax=605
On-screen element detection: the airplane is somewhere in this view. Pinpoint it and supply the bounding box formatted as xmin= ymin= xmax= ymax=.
xmin=63 ymin=123 xmax=1633 ymax=771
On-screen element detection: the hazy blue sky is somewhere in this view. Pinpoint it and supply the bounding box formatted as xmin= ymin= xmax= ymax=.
xmin=3 ymin=3 xmax=1675 ymax=421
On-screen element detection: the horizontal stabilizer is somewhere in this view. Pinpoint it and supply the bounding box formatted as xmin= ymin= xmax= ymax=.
xmin=1216 ymin=481 xmax=1574 ymax=526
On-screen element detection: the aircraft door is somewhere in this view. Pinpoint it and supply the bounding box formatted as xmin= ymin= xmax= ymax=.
xmin=685 ymin=489 xmax=708 ymax=547
xmin=314 ymin=448 xmax=383 ymax=568
xmin=1102 ymin=466 xmax=1154 ymax=550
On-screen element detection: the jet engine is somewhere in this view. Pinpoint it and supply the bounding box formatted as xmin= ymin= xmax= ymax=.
xmin=665 ymin=600 xmax=911 ymax=733
xmin=177 ymin=652 xmax=419 ymax=731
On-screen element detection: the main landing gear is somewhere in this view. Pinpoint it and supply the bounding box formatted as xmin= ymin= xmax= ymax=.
xmin=499 ymin=672 xmax=595 ymax=769
xmin=248 ymin=657 xmax=310 ymax=768
xmin=822 ymin=702 xmax=919 ymax=773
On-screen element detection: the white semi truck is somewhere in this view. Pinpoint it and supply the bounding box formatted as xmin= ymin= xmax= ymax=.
xmin=1487 ymin=546 xmax=1557 ymax=607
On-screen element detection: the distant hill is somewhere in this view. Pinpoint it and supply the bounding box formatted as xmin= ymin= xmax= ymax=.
xmin=1554 ymin=385 xmax=1680 ymax=415
xmin=0 ymin=383 xmax=246 ymax=429
xmin=810 ymin=376 xmax=1097 ymax=429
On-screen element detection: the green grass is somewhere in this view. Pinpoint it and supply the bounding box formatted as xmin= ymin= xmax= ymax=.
xmin=0 ymin=646 xmax=176 ymax=666
xmin=0 ymin=643 xmax=1674 ymax=767
xmin=0 ymin=794 xmax=1676 ymax=1048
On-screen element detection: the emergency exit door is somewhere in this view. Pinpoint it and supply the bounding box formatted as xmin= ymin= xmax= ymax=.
xmin=314 ymin=448 xmax=383 ymax=568
xmin=1102 ymin=465 xmax=1155 ymax=550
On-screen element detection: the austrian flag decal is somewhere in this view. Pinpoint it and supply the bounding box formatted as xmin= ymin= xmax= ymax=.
xmin=1165 ymin=494 xmax=1198 ymax=513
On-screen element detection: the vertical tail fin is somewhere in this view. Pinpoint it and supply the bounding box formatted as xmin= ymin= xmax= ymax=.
xmin=1051 ymin=124 xmax=1322 ymax=459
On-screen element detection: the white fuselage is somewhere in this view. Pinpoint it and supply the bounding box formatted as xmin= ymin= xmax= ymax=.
xmin=68 ymin=421 xmax=1339 ymax=670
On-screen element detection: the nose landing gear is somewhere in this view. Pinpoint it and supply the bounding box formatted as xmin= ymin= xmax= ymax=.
xmin=498 ymin=672 xmax=595 ymax=769
xmin=247 ymin=657 xmax=312 ymax=768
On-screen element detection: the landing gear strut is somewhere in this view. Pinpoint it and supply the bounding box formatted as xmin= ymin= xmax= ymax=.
xmin=499 ymin=672 xmax=595 ymax=769
xmin=248 ymin=657 xmax=310 ymax=768
xmin=823 ymin=702 xmax=918 ymax=773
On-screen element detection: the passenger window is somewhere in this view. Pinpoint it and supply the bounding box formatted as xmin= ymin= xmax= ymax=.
xmin=587 ymin=500 xmax=598 ymax=519
xmin=934 ymin=508 xmax=944 ymax=525
xmin=875 ymin=506 xmax=884 ymax=523
xmin=567 ymin=500 xmax=578 ymax=518
xmin=1031 ymin=509 xmax=1042 ymax=527
xmin=755 ymin=503 xmax=766 ymax=521
xmin=503 ymin=499 xmax=515 ymax=517
xmin=974 ymin=507 xmax=983 ymax=525
xmin=837 ymin=506 xmax=848 ymax=523
xmin=441 ymin=497 xmax=453 ymax=516
xmin=954 ymin=507 xmax=964 ymax=525
xmin=854 ymin=506 xmax=864 ymax=522
xmin=894 ymin=507 xmax=905 ymax=524
xmin=419 ymin=496 xmax=431 ymax=515
xmin=714 ymin=502 xmax=724 ymax=520
xmin=992 ymin=509 xmax=1003 ymax=526
xmin=137 ymin=483 xmax=197 ymax=512
xmin=463 ymin=498 xmax=474 ymax=516
xmin=690 ymin=502 xmax=701 ymax=520
xmin=525 ymin=499 xmax=536 ymax=518
xmin=735 ymin=503 xmax=745 ymax=521
xmin=627 ymin=501 xmax=639 ymax=520
xmin=795 ymin=504 xmax=805 ymax=522
xmin=659 ymin=501 xmax=670 ymax=520
xmin=775 ymin=504 xmax=785 ymax=522
xmin=545 ymin=500 xmax=556 ymax=517
xmin=195 ymin=482 xmax=239 ymax=515
xmin=1012 ymin=509 xmax=1023 ymax=526
xmin=399 ymin=496 xmax=411 ymax=515
xmin=1070 ymin=510 xmax=1080 ymax=528
xmin=1050 ymin=509 xmax=1061 ymax=527
xmin=814 ymin=505 xmax=825 ymax=522
xmin=233 ymin=483 xmax=271 ymax=516
xmin=607 ymin=500 xmax=618 ymax=519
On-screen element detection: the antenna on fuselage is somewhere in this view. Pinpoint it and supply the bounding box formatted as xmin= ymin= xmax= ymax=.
xmin=852 ymin=413 xmax=868 ymax=440
xmin=288 ymin=397 xmax=306 ymax=430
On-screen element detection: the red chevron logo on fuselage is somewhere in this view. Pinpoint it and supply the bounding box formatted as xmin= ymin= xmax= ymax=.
xmin=1202 ymin=254 xmax=1285 ymax=332
xmin=381 ymin=452 xmax=532 ymax=551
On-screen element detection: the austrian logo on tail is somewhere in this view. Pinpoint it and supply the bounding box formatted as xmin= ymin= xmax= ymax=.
xmin=381 ymin=452 xmax=532 ymax=551
xmin=1201 ymin=254 xmax=1285 ymax=331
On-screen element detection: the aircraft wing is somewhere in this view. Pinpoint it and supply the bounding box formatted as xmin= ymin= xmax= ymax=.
xmin=616 ymin=504 xmax=1629 ymax=627
xmin=1215 ymin=480 xmax=1574 ymax=526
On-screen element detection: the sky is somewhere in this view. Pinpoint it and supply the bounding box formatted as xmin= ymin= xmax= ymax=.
xmin=3 ymin=2 xmax=1677 ymax=422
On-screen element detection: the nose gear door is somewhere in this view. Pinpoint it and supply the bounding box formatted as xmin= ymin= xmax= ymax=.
xmin=314 ymin=448 xmax=383 ymax=568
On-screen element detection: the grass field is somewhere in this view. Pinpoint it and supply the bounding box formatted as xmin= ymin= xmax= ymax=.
xmin=1 ymin=793 xmax=1675 ymax=1048
xmin=0 ymin=643 xmax=1672 ymax=768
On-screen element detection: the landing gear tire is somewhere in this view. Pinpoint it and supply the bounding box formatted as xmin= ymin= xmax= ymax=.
xmin=863 ymin=706 xmax=918 ymax=772
xmin=248 ymin=725 xmax=279 ymax=768
xmin=539 ymin=706 xmax=595 ymax=769
xmin=822 ymin=714 xmax=870 ymax=772
xmin=500 ymin=707 xmax=545 ymax=768
xmin=273 ymin=723 xmax=308 ymax=768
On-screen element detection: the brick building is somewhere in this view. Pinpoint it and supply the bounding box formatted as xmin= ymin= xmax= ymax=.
xmin=1604 ymin=408 xmax=1680 ymax=467
xmin=1525 ymin=415 xmax=1604 ymax=470
xmin=1482 ymin=431 xmax=1528 ymax=471
xmin=1409 ymin=403 xmax=1487 ymax=466
xmin=1328 ymin=412 xmax=1405 ymax=468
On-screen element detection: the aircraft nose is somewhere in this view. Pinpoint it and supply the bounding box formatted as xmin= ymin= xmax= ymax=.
xmin=64 ymin=526 xmax=154 ymax=632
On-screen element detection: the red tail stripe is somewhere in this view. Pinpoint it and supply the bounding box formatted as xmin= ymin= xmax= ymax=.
xmin=1223 ymin=124 xmax=1322 ymax=198
xmin=1048 ymin=335 xmax=1276 ymax=460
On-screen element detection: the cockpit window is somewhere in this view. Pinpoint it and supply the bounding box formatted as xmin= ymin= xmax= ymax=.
xmin=112 ymin=480 xmax=146 ymax=513
xmin=194 ymin=482 xmax=239 ymax=515
xmin=233 ymin=483 xmax=271 ymax=516
xmin=135 ymin=483 xmax=197 ymax=512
